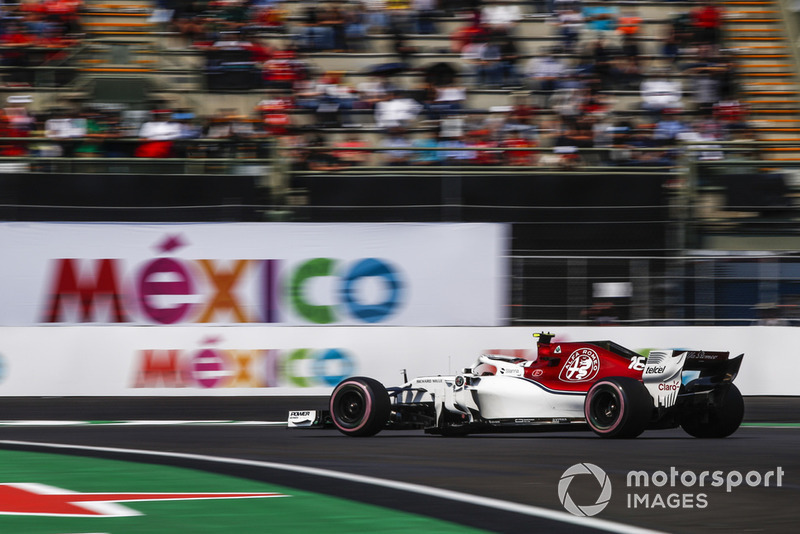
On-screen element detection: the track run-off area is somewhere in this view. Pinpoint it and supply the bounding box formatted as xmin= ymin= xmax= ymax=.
xmin=0 ymin=397 xmax=797 ymax=534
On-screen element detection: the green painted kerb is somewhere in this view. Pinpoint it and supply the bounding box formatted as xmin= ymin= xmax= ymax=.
xmin=740 ymin=422 xmax=800 ymax=428
xmin=0 ymin=449 xmax=488 ymax=534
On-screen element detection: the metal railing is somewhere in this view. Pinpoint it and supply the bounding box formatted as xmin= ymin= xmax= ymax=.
xmin=0 ymin=156 xmax=272 ymax=175
xmin=0 ymin=141 xmax=797 ymax=325
xmin=509 ymin=253 xmax=800 ymax=326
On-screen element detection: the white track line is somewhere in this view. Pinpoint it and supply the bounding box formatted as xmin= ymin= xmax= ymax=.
xmin=0 ymin=420 xmax=787 ymax=429
xmin=0 ymin=440 xmax=664 ymax=534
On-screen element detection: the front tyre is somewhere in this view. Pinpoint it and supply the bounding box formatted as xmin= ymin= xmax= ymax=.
xmin=584 ymin=377 xmax=653 ymax=438
xmin=681 ymin=384 xmax=744 ymax=438
xmin=329 ymin=377 xmax=390 ymax=437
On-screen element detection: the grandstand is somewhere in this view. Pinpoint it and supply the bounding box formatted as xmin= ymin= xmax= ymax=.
xmin=2 ymin=0 xmax=800 ymax=325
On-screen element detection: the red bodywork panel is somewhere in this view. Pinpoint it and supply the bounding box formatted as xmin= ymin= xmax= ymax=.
xmin=523 ymin=340 xmax=645 ymax=393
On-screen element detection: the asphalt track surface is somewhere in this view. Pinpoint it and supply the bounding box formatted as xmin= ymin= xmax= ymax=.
xmin=0 ymin=396 xmax=798 ymax=534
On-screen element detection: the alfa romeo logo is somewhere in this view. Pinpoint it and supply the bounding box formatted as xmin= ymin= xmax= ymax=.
xmin=558 ymin=463 xmax=612 ymax=517
xmin=559 ymin=348 xmax=600 ymax=382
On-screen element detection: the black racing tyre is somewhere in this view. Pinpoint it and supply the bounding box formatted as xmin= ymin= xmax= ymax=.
xmin=329 ymin=377 xmax=391 ymax=437
xmin=681 ymin=384 xmax=744 ymax=439
xmin=584 ymin=377 xmax=653 ymax=438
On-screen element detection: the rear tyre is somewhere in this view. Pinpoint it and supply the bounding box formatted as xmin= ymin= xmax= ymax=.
xmin=584 ymin=377 xmax=653 ymax=438
xmin=329 ymin=377 xmax=391 ymax=437
xmin=681 ymin=384 xmax=744 ymax=438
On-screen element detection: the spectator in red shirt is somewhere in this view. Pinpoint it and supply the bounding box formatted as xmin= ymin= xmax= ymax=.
xmin=1 ymin=21 xmax=35 ymax=85
xmin=502 ymin=130 xmax=537 ymax=166
xmin=262 ymin=47 xmax=306 ymax=90
xmin=135 ymin=110 xmax=182 ymax=158
xmin=0 ymin=108 xmax=30 ymax=156
xmin=450 ymin=10 xmax=490 ymax=54
xmin=333 ymin=133 xmax=371 ymax=166
xmin=257 ymin=97 xmax=294 ymax=136
xmin=692 ymin=4 xmax=723 ymax=48
xmin=468 ymin=129 xmax=502 ymax=166
xmin=616 ymin=7 xmax=642 ymax=38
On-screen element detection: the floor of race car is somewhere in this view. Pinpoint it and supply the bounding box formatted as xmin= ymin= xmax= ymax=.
xmin=0 ymin=396 xmax=797 ymax=534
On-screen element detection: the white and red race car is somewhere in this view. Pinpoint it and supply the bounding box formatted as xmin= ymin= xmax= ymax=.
xmin=289 ymin=333 xmax=745 ymax=439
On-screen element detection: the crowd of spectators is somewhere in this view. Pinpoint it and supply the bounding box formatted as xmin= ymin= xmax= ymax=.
xmin=0 ymin=0 xmax=83 ymax=85
xmin=0 ymin=0 xmax=753 ymax=168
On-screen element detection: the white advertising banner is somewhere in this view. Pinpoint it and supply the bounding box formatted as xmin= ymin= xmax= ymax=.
xmin=0 ymin=222 xmax=508 ymax=326
xmin=0 ymin=326 xmax=795 ymax=397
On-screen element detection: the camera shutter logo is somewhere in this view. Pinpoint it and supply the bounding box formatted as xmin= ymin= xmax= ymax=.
xmin=558 ymin=463 xmax=612 ymax=517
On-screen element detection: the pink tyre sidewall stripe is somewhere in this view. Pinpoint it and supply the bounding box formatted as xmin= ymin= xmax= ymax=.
xmin=585 ymin=382 xmax=626 ymax=434
xmin=331 ymin=381 xmax=373 ymax=432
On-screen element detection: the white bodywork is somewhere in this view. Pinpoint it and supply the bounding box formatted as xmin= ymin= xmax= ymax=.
xmin=641 ymin=350 xmax=687 ymax=409
xmin=452 ymin=375 xmax=585 ymax=419
xmin=399 ymin=354 xmax=587 ymax=423
xmin=398 ymin=350 xmax=688 ymax=422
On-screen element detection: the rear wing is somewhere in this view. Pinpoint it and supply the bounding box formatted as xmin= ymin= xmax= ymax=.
xmin=643 ymin=349 xmax=743 ymax=407
xmin=684 ymin=350 xmax=731 ymax=367
xmin=681 ymin=350 xmax=744 ymax=393
xmin=683 ymin=350 xmax=743 ymax=379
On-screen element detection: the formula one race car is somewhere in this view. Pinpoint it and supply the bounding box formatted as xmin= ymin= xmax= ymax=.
xmin=288 ymin=333 xmax=745 ymax=439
